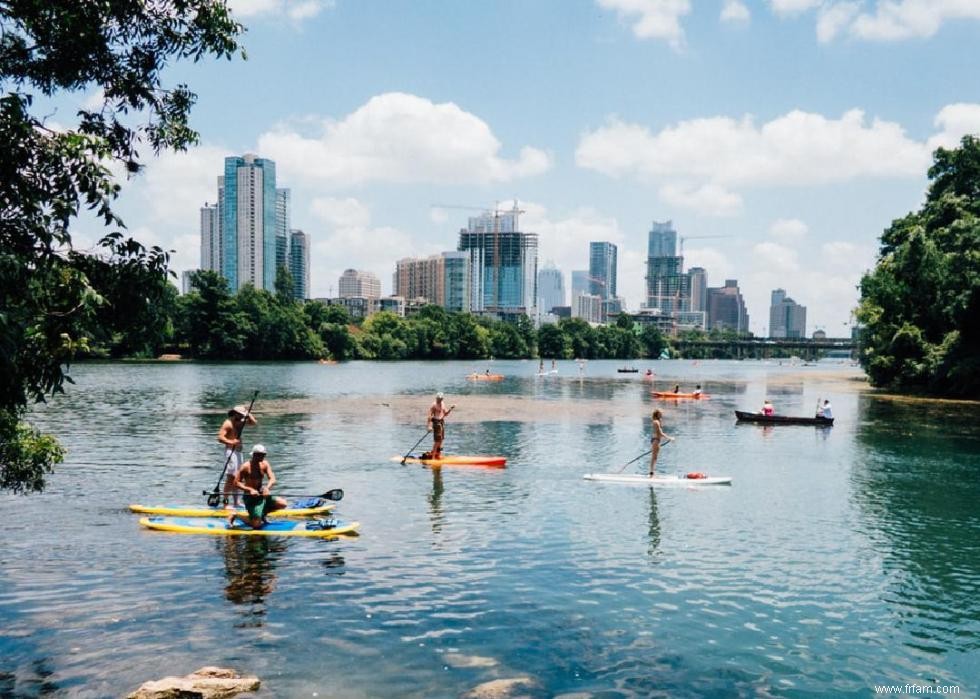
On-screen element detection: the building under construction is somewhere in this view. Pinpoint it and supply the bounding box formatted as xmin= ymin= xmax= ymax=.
xmin=457 ymin=206 xmax=538 ymax=318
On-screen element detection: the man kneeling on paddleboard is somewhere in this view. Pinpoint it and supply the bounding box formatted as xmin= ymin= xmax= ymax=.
xmin=227 ymin=445 xmax=287 ymax=529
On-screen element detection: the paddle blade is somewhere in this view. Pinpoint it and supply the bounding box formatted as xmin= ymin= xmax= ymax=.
xmin=205 ymin=492 xmax=221 ymax=507
xmin=322 ymin=488 xmax=344 ymax=501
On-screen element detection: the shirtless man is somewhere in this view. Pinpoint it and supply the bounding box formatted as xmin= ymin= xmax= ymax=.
xmin=226 ymin=445 xmax=286 ymax=529
xmin=425 ymin=393 xmax=455 ymax=460
xmin=217 ymin=404 xmax=257 ymax=507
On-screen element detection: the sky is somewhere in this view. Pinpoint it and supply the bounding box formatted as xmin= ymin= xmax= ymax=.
xmin=65 ymin=0 xmax=980 ymax=336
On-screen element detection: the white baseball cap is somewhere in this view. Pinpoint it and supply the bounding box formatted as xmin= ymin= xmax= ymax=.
xmin=251 ymin=444 xmax=267 ymax=456
xmin=436 ymin=392 xmax=444 ymax=400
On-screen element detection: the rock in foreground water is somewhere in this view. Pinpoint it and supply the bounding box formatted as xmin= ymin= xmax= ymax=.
xmin=127 ymin=666 xmax=260 ymax=699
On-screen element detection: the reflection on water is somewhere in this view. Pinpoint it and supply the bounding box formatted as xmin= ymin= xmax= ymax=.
xmin=4 ymin=360 xmax=980 ymax=696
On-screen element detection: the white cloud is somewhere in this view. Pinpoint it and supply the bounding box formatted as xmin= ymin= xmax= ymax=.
xmin=310 ymin=197 xmax=371 ymax=229
xmin=769 ymin=218 xmax=808 ymax=241
xmin=770 ymin=0 xmax=980 ymax=42
xmin=659 ymin=182 xmax=743 ymax=216
xmin=229 ymin=0 xmax=331 ymax=21
xmin=768 ymin=0 xmax=823 ymax=16
xmin=257 ymin=92 xmax=551 ymax=186
xmin=721 ymin=0 xmax=751 ymax=24
xmin=753 ymin=241 xmax=800 ymax=273
xmin=576 ymin=104 xmax=980 ymax=214
xmin=597 ymin=0 xmax=691 ymax=48
xmin=135 ymin=146 xmax=227 ymax=227
xmin=816 ymin=1 xmax=861 ymax=42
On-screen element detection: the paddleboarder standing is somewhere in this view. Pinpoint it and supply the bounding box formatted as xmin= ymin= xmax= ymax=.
xmin=217 ymin=404 xmax=257 ymax=507
xmin=649 ymin=409 xmax=674 ymax=476
xmin=227 ymin=445 xmax=287 ymax=529
xmin=426 ymin=393 xmax=455 ymax=460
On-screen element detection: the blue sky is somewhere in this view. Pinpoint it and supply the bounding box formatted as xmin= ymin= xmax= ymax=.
xmin=72 ymin=0 xmax=980 ymax=335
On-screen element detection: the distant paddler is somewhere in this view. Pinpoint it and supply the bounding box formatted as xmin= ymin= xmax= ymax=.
xmin=217 ymin=403 xmax=257 ymax=507
xmin=226 ymin=445 xmax=287 ymax=529
xmin=424 ymin=393 xmax=455 ymax=460
xmin=817 ymin=399 xmax=833 ymax=419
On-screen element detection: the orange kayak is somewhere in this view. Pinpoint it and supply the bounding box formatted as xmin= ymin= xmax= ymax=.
xmin=652 ymin=392 xmax=709 ymax=399
xmin=467 ymin=373 xmax=504 ymax=381
xmin=391 ymin=454 xmax=507 ymax=467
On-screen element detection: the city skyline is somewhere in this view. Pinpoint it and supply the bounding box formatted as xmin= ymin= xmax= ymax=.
xmin=51 ymin=1 xmax=980 ymax=334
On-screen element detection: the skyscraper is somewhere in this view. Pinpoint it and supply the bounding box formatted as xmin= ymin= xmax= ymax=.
xmin=457 ymin=205 xmax=537 ymax=315
xmin=645 ymin=220 xmax=686 ymax=313
xmin=707 ymin=280 xmax=750 ymax=333
xmin=221 ymin=154 xmax=278 ymax=291
xmin=289 ymin=229 xmax=309 ymax=300
xmin=393 ymin=252 xmax=471 ymax=312
xmin=537 ymin=263 xmax=565 ymax=313
xmin=339 ymin=269 xmax=381 ymax=299
xmin=571 ymin=270 xmax=589 ymax=301
xmin=588 ymin=242 xmax=617 ymax=300
xmin=687 ymin=267 xmax=707 ymax=313
xmin=199 ymin=203 xmax=220 ymax=273
xmin=769 ymin=289 xmax=806 ymax=338
xmin=275 ymin=188 xmax=291 ymax=277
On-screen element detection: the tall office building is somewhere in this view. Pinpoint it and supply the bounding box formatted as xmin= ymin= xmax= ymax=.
xmin=199 ymin=203 xmax=220 ymax=272
xmin=537 ymin=263 xmax=565 ymax=313
xmin=275 ymin=188 xmax=291 ymax=277
xmin=571 ymin=270 xmax=589 ymax=300
xmin=338 ymin=269 xmax=381 ymax=299
xmin=687 ymin=267 xmax=707 ymax=314
xmin=645 ymin=220 xmax=687 ymax=313
xmin=769 ymin=289 xmax=806 ymax=338
xmin=457 ymin=205 xmax=538 ymax=315
xmin=393 ymin=252 xmax=471 ymax=312
xmin=588 ymin=242 xmax=617 ymax=300
xmin=221 ymin=154 xmax=278 ymax=291
xmin=707 ymin=280 xmax=750 ymax=333
xmin=289 ymin=229 xmax=309 ymax=300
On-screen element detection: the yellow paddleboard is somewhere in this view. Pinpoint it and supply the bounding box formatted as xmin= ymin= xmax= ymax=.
xmin=139 ymin=516 xmax=360 ymax=537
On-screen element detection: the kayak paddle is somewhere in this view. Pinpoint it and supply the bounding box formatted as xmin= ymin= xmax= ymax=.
xmin=204 ymin=390 xmax=258 ymax=506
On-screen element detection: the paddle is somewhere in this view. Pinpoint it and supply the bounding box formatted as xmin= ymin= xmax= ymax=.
xmin=400 ymin=404 xmax=455 ymax=463
xmin=276 ymin=488 xmax=345 ymax=502
xmin=204 ymin=390 xmax=258 ymax=506
xmin=615 ymin=440 xmax=670 ymax=473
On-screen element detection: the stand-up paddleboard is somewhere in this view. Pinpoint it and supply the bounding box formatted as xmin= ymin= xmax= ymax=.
xmin=139 ymin=516 xmax=360 ymax=537
xmin=583 ymin=473 xmax=732 ymax=486
xmin=129 ymin=498 xmax=335 ymax=518
xmin=652 ymin=392 xmax=709 ymax=399
xmin=391 ymin=454 xmax=506 ymax=467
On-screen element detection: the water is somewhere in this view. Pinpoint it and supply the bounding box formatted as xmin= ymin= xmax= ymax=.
xmin=2 ymin=360 xmax=979 ymax=698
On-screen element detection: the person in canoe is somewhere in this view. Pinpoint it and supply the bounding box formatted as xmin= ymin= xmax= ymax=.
xmin=217 ymin=404 xmax=257 ymax=508
xmin=226 ymin=445 xmax=287 ymax=529
xmin=672 ymin=384 xmax=680 ymax=394
xmin=645 ymin=369 xmax=653 ymax=378
xmin=817 ymin=399 xmax=833 ymax=419
xmin=693 ymin=384 xmax=703 ymax=397
xmin=649 ymin=409 xmax=674 ymax=476
xmin=761 ymin=399 xmax=775 ymax=416
xmin=424 ymin=393 xmax=456 ymax=460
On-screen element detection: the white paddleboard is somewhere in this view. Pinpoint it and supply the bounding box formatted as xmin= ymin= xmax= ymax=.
xmin=583 ymin=473 xmax=732 ymax=486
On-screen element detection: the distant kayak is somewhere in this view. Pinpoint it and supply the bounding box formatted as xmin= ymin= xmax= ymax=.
xmin=129 ymin=499 xmax=335 ymax=518
xmin=139 ymin=516 xmax=360 ymax=537
xmin=583 ymin=473 xmax=732 ymax=486
xmin=467 ymin=373 xmax=504 ymax=381
xmin=652 ymin=392 xmax=709 ymax=399
xmin=735 ymin=410 xmax=834 ymax=426
xmin=391 ymin=454 xmax=506 ymax=467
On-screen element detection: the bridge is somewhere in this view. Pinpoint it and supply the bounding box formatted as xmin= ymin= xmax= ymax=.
xmin=671 ymin=337 xmax=857 ymax=360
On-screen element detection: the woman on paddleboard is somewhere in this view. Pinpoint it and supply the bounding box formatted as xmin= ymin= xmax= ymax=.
xmin=649 ymin=409 xmax=674 ymax=476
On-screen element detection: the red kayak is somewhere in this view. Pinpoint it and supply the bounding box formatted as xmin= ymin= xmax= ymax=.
xmin=652 ymin=392 xmax=709 ymax=399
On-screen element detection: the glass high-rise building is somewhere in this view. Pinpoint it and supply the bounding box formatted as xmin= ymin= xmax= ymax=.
xmin=221 ymin=154 xmax=278 ymax=291
xmin=537 ymin=263 xmax=565 ymax=313
xmin=769 ymin=289 xmax=806 ymax=338
xmin=588 ymin=242 xmax=617 ymax=300
xmin=289 ymin=229 xmax=309 ymax=300
xmin=646 ymin=220 xmax=687 ymax=313
xmin=275 ymin=188 xmax=291 ymax=278
xmin=458 ymin=206 xmax=537 ymax=315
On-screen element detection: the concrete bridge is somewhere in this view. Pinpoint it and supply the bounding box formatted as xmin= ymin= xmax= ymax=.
xmin=671 ymin=337 xmax=857 ymax=360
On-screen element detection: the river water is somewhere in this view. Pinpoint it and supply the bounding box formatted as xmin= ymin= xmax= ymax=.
xmin=2 ymin=360 xmax=978 ymax=698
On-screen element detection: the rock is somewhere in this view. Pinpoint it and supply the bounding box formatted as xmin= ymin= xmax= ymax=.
xmin=443 ymin=653 xmax=498 ymax=668
xmin=127 ymin=666 xmax=260 ymax=699
xmin=460 ymin=676 xmax=540 ymax=699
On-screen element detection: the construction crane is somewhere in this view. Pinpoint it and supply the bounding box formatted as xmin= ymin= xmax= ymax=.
xmin=430 ymin=201 xmax=526 ymax=311
xmin=679 ymin=234 xmax=730 ymax=257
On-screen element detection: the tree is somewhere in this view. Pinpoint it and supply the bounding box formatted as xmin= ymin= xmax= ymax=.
xmin=857 ymin=136 xmax=980 ymax=397
xmin=537 ymin=324 xmax=570 ymax=358
xmin=640 ymin=325 xmax=667 ymax=358
xmin=1 ymin=2 xmax=243 ymax=492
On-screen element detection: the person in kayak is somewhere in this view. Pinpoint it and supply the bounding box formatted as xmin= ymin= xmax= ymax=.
xmin=217 ymin=404 xmax=257 ymax=508
xmin=817 ymin=399 xmax=833 ymax=419
xmin=761 ymin=399 xmax=775 ymax=416
xmin=649 ymin=409 xmax=674 ymax=476
xmin=424 ymin=393 xmax=455 ymax=460
xmin=226 ymin=445 xmax=286 ymax=529
xmin=693 ymin=384 xmax=703 ymax=397
xmin=672 ymin=384 xmax=680 ymax=393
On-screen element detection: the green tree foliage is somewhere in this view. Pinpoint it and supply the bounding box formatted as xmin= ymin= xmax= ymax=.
xmin=1 ymin=1 xmax=243 ymax=492
xmin=537 ymin=324 xmax=570 ymax=358
xmin=857 ymin=136 xmax=980 ymax=397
